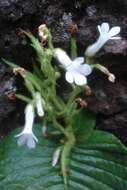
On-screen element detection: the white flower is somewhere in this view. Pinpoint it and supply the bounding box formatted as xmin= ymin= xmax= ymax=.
xmin=85 ymin=22 xmax=121 ymax=57
xmin=35 ymin=92 xmax=44 ymax=117
xmin=55 ymin=48 xmax=92 ymax=86
xmin=15 ymin=104 xmax=38 ymax=149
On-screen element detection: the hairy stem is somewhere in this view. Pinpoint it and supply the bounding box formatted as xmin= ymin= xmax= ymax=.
xmin=53 ymin=119 xmax=68 ymax=138
xmin=61 ymin=126 xmax=76 ymax=190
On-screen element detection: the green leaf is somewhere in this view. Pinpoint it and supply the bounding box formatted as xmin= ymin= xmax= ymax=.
xmin=0 ymin=125 xmax=127 ymax=190
xmin=0 ymin=125 xmax=64 ymax=190
xmin=73 ymin=109 xmax=96 ymax=141
xmin=25 ymin=33 xmax=45 ymax=56
xmin=69 ymin=130 xmax=127 ymax=190
xmin=16 ymin=94 xmax=32 ymax=103
xmin=2 ymin=58 xmax=19 ymax=68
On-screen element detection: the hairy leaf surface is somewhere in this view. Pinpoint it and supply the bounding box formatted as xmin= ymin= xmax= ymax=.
xmin=0 ymin=125 xmax=127 ymax=190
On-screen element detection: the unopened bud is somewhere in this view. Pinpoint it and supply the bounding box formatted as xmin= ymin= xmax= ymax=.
xmin=13 ymin=67 xmax=26 ymax=78
xmin=38 ymin=24 xmax=48 ymax=41
xmin=108 ymin=73 xmax=115 ymax=83
xmin=55 ymin=71 xmax=61 ymax=79
xmin=93 ymin=64 xmax=115 ymax=83
xmin=52 ymin=147 xmax=61 ymax=167
xmin=35 ymin=92 xmax=44 ymax=117
xmin=42 ymin=125 xmax=48 ymax=137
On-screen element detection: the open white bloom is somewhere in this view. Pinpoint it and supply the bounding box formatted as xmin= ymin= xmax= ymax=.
xmin=85 ymin=22 xmax=121 ymax=57
xmin=15 ymin=104 xmax=38 ymax=149
xmin=35 ymin=92 xmax=44 ymax=117
xmin=55 ymin=48 xmax=92 ymax=86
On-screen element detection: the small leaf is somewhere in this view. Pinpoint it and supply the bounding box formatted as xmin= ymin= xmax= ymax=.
xmin=2 ymin=58 xmax=19 ymax=68
xmin=16 ymin=94 xmax=32 ymax=103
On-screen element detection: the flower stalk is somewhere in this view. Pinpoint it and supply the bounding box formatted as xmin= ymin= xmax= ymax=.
xmin=61 ymin=125 xmax=76 ymax=190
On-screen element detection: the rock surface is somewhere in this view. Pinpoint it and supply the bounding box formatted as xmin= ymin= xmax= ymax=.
xmin=0 ymin=0 xmax=127 ymax=142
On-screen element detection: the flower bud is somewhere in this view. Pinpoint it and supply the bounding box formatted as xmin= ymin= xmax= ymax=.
xmin=38 ymin=24 xmax=48 ymax=41
xmin=52 ymin=147 xmax=61 ymax=167
xmin=35 ymin=92 xmax=44 ymax=117
xmin=108 ymin=73 xmax=115 ymax=83
xmin=13 ymin=67 xmax=26 ymax=78
xmin=42 ymin=125 xmax=48 ymax=137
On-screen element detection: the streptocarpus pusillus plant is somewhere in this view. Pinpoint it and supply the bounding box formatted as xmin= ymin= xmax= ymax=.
xmin=3 ymin=22 xmax=126 ymax=190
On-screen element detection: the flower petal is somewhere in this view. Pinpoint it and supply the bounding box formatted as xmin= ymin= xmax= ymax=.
xmin=67 ymin=57 xmax=85 ymax=71
xmin=17 ymin=135 xmax=27 ymax=146
xmin=109 ymin=27 xmax=121 ymax=37
xmin=27 ymin=136 xmax=36 ymax=149
xmin=15 ymin=132 xmax=23 ymax=138
xmin=110 ymin=36 xmax=121 ymax=40
xmin=74 ymin=72 xmax=87 ymax=86
xmin=73 ymin=57 xmax=84 ymax=65
xmin=65 ymin=71 xmax=74 ymax=83
xmin=32 ymin=133 xmax=38 ymax=142
xmin=100 ymin=23 xmax=110 ymax=33
xmin=78 ymin=64 xmax=92 ymax=76
xmin=97 ymin=25 xmax=101 ymax=34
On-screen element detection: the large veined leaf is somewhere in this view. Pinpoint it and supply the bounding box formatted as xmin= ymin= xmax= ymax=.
xmin=73 ymin=109 xmax=96 ymax=141
xmin=0 ymin=125 xmax=127 ymax=190
xmin=69 ymin=131 xmax=127 ymax=190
